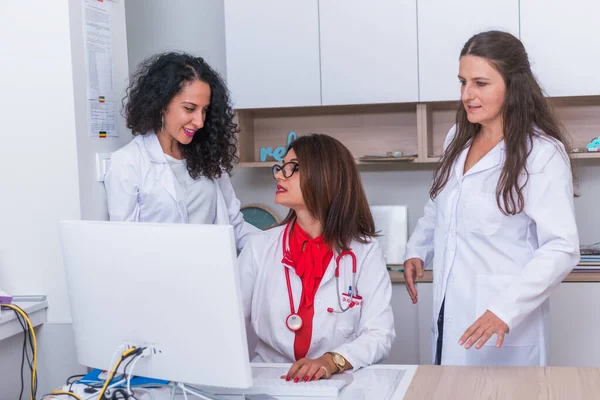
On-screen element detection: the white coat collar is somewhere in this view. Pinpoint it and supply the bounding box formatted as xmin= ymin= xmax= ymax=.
xmin=454 ymin=138 xmax=506 ymax=180
xmin=142 ymin=131 xmax=169 ymax=164
xmin=141 ymin=132 xmax=189 ymax=222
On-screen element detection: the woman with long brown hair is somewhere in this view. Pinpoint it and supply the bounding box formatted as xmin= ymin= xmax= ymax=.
xmin=238 ymin=134 xmax=395 ymax=381
xmin=404 ymin=31 xmax=579 ymax=366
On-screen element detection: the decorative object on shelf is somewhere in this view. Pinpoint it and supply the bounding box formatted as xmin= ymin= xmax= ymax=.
xmin=578 ymin=242 xmax=600 ymax=268
xmin=387 ymin=151 xmax=404 ymax=158
xmin=386 ymin=266 xmax=404 ymax=273
xmin=240 ymin=204 xmax=281 ymax=231
xmin=586 ymin=137 xmax=600 ymax=152
xmin=581 ymin=241 xmax=600 ymax=256
xmin=259 ymin=131 xmax=297 ymax=162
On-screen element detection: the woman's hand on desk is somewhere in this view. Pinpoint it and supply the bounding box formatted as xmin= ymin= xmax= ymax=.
xmin=281 ymin=354 xmax=349 ymax=382
xmin=404 ymin=258 xmax=424 ymax=304
xmin=459 ymin=310 xmax=509 ymax=349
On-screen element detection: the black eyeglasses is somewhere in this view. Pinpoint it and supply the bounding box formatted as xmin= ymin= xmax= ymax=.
xmin=272 ymin=161 xmax=299 ymax=179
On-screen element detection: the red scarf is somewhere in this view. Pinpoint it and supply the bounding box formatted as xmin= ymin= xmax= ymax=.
xmin=282 ymin=223 xmax=333 ymax=360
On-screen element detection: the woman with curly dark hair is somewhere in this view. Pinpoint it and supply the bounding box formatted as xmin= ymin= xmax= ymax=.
xmin=105 ymin=52 xmax=258 ymax=249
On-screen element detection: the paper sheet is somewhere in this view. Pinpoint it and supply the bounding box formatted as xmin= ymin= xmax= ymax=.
xmin=83 ymin=0 xmax=118 ymax=137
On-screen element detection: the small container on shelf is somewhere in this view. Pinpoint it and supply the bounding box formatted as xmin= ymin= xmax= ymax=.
xmin=586 ymin=137 xmax=600 ymax=152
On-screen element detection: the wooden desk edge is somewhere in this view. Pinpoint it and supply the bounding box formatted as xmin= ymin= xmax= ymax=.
xmin=389 ymin=269 xmax=600 ymax=283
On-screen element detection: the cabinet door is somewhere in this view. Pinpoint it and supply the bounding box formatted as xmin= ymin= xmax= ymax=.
xmin=224 ymin=1 xmax=321 ymax=108
xmin=319 ymin=0 xmax=418 ymax=105
xmin=550 ymin=283 xmax=600 ymax=366
xmin=417 ymin=0 xmax=519 ymax=102
xmin=520 ymin=0 xmax=600 ymax=97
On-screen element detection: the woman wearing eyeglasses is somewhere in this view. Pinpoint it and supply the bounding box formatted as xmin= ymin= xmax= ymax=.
xmin=237 ymin=134 xmax=395 ymax=382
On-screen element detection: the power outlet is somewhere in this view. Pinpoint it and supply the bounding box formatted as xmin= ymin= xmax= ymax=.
xmin=95 ymin=153 xmax=112 ymax=182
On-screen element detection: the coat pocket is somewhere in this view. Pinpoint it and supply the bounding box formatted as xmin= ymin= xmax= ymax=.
xmin=335 ymin=307 xmax=361 ymax=339
xmin=464 ymin=192 xmax=504 ymax=236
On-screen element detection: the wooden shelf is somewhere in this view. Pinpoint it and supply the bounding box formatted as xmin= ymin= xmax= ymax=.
xmin=389 ymin=269 xmax=600 ymax=284
xmin=413 ymin=153 xmax=600 ymax=165
xmin=389 ymin=269 xmax=432 ymax=283
xmin=235 ymin=96 xmax=600 ymax=168
xmin=240 ymin=157 xmax=418 ymax=168
xmin=236 ymin=103 xmax=420 ymax=165
xmin=238 ymin=162 xmax=274 ymax=168
xmin=570 ymin=152 xmax=600 ymax=159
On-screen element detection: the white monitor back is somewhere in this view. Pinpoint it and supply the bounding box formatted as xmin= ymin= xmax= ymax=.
xmin=59 ymin=221 xmax=252 ymax=388
xmin=370 ymin=205 xmax=408 ymax=265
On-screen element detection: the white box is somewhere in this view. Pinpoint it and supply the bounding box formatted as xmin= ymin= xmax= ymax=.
xmin=370 ymin=205 xmax=408 ymax=265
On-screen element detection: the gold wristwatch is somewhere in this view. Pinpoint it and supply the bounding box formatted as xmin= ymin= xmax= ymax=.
xmin=327 ymin=352 xmax=346 ymax=372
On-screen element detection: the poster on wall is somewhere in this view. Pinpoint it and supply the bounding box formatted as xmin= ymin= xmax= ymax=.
xmin=83 ymin=0 xmax=118 ymax=138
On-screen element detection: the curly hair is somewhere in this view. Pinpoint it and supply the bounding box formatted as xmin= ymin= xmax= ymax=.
xmin=124 ymin=52 xmax=238 ymax=179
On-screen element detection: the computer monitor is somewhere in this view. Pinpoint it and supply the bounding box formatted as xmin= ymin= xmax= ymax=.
xmin=58 ymin=221 xmax=252 ymax=389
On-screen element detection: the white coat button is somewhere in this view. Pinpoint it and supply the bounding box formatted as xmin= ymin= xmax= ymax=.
xmin=315 ymin=299 xmax=322 ymax=306
xmin=449 ymin=274 xmax=455 ymax=282
xmin=446 ymin=317 xmax=453 ymax=325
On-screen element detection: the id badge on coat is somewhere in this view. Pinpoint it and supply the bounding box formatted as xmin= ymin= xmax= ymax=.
xmin=342 ymin=293 xmax=363 ymax=307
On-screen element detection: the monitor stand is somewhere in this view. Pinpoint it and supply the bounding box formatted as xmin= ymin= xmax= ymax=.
xmin=175 ymin=382 xmax=227 ymax=400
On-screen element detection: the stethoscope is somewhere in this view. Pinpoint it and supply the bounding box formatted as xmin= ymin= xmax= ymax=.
xmin=282 ymin=222 xmax=359 ymax=332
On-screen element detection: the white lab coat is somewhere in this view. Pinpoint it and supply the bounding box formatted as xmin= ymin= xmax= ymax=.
xmin=406 ymin=125 xmax=579 ymax=366
xmin=237 ymin=225 xmax=395 ymax=371
xmin=104 ymin=132 xmax=259 ymax=249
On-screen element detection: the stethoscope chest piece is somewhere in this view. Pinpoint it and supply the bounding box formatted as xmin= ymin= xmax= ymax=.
xmin=286 ymin=313 xmax=303 ymax=331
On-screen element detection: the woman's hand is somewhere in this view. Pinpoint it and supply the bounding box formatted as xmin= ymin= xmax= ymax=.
xmin=403 ymin=258 xmax=424 ymax=304
xmin=280 ymin=354 xmax=338 ymax=382
xmin=459 ymin=310 xmax=510 ymax=349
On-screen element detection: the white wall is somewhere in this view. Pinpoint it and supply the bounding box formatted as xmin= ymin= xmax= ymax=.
xmin=70 ymin=0 xmax=132 ymax=222
xmin=0 ymin=0 xmax=81 ymax=395
xmin=0 ymin=0 xmax=131 ymax=324
xmin=0 ymin=0 xmax=130 ymax=395
xmin=125 ymin=0 xmax=227 ymax=77
xmin=0 ymin=0 xmax=81 ymax=326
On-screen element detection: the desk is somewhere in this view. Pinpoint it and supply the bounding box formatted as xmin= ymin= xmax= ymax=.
xmin=57 ymin=364 xmax=600 ymax=400
xmin=58 ymin=364 xmax=417 ymax=400
xmin=0 ymin=296 xmax=48 ymax=341
xmin=404 ymin=365 xmax=600 ymax=400
xmin=388 ymin=269 xmax=600 ymax=283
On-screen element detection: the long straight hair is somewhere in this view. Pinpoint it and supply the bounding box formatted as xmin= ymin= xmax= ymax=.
xmin=281 ymin=134 xmax=376 ymax=252
xmin=430 ymin=31 xmax=572 ymax=215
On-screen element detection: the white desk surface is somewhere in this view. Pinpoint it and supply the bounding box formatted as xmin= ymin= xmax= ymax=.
xmin=58 ymin=363 xmax=418 ymax=400
xmin=55 ymin=364 xmax=600 ymax=400
xmin=0 ymin=296 xmax=48 ymax=342
xmin=206 ymin=363 xmax=418 ymax=400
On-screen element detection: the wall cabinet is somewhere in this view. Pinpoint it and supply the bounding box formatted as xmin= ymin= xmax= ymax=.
xmin=319 ymin=0 xmax=418 ymax=105
xmin=520 ymin=0 xmax=600 ymax=97
xmin=224 ymin=0 xmax=321 ymax=109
